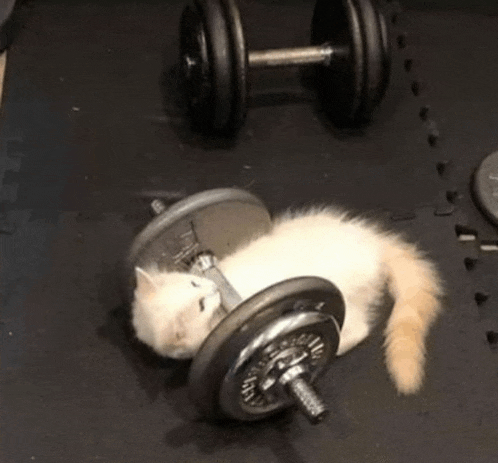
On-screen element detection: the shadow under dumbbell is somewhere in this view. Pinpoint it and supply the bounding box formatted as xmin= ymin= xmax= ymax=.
xmin=247 ymin=88 xmax=314 ymax=108
xmin=163 ymin=377 xmax=354 ymax=459
xmin=97 ymin=303 xmax=197 ymax=418
xmin=160 ymin=62 xmax=359 ymax=142
xmin=164 ymin=409 xmax=308 ymax=463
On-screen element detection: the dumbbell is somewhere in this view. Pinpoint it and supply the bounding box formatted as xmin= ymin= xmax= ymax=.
xmin=126 ymin=188 xmax=345 ymax=423
xmin=179 ymin=0 xmax=391 ymax=133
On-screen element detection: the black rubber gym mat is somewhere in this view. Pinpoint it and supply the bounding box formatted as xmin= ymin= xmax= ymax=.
xmin=1 ymin=1 xmax=497 ymax=462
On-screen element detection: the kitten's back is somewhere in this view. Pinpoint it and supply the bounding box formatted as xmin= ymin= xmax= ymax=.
xmin=218 ymin=207 xmax=386 ymax=301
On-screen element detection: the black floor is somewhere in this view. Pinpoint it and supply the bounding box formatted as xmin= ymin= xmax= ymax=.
xmin=1 ymin=1 xmax=498 ymax=462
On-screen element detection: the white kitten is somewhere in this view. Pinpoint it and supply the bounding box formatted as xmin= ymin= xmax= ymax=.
xmin=131 ymin=206 xmax=444 ymax=395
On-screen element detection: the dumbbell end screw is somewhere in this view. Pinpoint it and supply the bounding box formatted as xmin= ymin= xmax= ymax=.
xmin=150 ymin=199 xmax=167 ymax=216
xmin=279 ymin=365 xmax=329 ymax=424
xmin=287 ymin=376 xmax=329 ymax=424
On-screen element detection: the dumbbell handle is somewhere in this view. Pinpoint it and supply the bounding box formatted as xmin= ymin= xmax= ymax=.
xmin=191 ymin=253 xmax=243 ymax=313
xmin=248 ymin=43 xmax=348 ymax=69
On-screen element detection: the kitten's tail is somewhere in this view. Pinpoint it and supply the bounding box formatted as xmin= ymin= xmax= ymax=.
xmin=383 ymin=236 xmax=444 ymax=395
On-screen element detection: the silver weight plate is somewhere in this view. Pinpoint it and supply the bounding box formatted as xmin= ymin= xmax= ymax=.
xmin=188 ymin=276 xmax=345 ymax=421
xmin=219 ymin=310 xmax=338 ymax=421
xmin=472 ymin=151 xmax=498 ymax=227
xmin=126 ymin=188 xmax=271 ymax=293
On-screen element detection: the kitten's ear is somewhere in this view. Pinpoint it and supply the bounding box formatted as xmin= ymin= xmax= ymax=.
xmin=134 ymin=267 xmax=158 ymax=296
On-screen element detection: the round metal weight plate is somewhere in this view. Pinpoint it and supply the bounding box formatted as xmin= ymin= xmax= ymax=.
xmin=127 ymin=188 xmax=271 ymax=294
xmin=188 ymin=276 xmax=345 ymax=421
xmin=219 ymin=311 xmax=338 ymax=421
xmin=222 ymin=0 xmax=248 ymax=132
xmin=311 ymin=0 xmax=390 ymax=126
xmin=472 ymin=151 xmax=498 ymax=227
xmin=180 ymin=0 xmax=234 ymax=131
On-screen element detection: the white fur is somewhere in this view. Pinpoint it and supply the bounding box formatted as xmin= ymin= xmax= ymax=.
xmin=131 ymin=268 xmax=223 ymax=359
xmin=131 ymin=206 xmax=444 ymax=394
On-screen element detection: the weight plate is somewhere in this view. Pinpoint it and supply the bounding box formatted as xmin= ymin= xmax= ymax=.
xmin=311 ymin=0 xmax=390 ymax=126
xmin=355 ymin=0 xmax=391 ymax=119
xmin=126 ymin=188 xmax=271 ymax=294
xmin=188 ymin=276 xmax=345 ymax=421
xmin=222 ymin=0 xmax=248 ymax=131
xmin=180 ymin=0 xmax=234 ymax=131
xmin=219 ymin=311 xmax=338 ymax=421
xmin=179 ymin=5 xmax=211 ymax=124
xmin=472 ymin=151 xmax=498 ymax=227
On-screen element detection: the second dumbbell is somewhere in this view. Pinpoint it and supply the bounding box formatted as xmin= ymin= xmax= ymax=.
xmin=179 ymin=0 xmax=391 ymax=133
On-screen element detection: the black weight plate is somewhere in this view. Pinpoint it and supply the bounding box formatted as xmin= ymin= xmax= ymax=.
xmin=472 ymin=151 xmax=498 ymax=227
xmin=311 ymin=0 xmax=390 ymax=126
xmin=222 ymin=0 xmax=247 ymax=132
xmin=179 ymin=6 xmax=211 ymax=125
xmin=180 ymin=0 xmax=234 ymax=131
xmin=188 ymin=277 xmax=345 ymax=420
xmin=354 ymin=0 xmax=391 ymax=119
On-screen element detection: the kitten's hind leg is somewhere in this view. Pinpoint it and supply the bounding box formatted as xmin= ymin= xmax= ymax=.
xmin=335 ymin=308 xmax=371 ymax=356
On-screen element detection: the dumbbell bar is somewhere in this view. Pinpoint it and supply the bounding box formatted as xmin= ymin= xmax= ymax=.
xmin=248 ymin=44 xmax=349 ymax=68
xmin=183 ymin=44 xmax=346 ymax=72
xmin=179 ymin=0 xmax=391 ymax=133
xmin=150 ymin=199 xmax=329 ymax=424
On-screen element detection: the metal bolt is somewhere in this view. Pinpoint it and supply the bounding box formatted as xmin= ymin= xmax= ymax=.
xmin=191 ymin=252 xmax=242 ymax=313
xmin=190 ymin=252 xmax=217 ymax=272
xmin=279 ymin=365 xmax=328 ymax=424
xmin=150 ymin=199 xmax=167 ymax=216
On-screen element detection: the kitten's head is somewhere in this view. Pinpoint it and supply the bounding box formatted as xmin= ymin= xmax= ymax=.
xmin=131 ymin=267 xmax=223 ymax=360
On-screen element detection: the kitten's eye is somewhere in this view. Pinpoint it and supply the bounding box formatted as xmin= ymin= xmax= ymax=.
xmin=199 ymin=299 xmax=205 ymax=312
xmin=191 ymin=280 xmax=200 ymax=288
